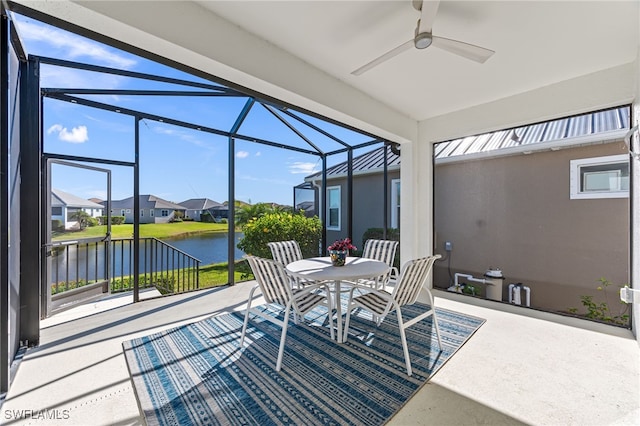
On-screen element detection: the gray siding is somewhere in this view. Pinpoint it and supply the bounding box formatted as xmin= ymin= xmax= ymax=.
xmin=324 ymin=170 xmax=400 ymax=250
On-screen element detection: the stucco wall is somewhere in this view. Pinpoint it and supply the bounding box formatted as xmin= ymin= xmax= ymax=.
xmin=433 ymin=141 xmax=629 ymax=315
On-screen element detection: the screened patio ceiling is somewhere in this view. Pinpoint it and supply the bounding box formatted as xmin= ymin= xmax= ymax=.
xmin=37 ymin=56 xmax=388 ymax=157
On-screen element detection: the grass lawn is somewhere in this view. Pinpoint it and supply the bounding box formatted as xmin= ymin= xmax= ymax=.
xmin=105 ymin=261 xmax=252 ymax=295
xmin=199 ymin=261 xmax=252 ymax=288
xmin=51 ymin=222 xmax=252 ymax=294
xmin=53 ymin=221 xmax=230 ymax=241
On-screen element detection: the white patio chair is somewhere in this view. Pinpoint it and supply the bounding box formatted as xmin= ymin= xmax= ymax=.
xmin=268 ymin=240 xmax=312 ymax=288
xmin=241 ymin=255 xmax=334 ymax=372
xmin=343 ymin=254 xmax=442 ymax=376
xmin=267 ymin=240 xmax=303 ymax=266
xmin=357 ymin=239 xmax=399 ymax=289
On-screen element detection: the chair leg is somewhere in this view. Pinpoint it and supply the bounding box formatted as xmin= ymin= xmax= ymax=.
xmin=431 ymin=309 xmax=443 ymax=350
xmin=425 ymin=289 xmax=443 ymax=350
xmin=396 ymin=306 xmax=413 ymax=376
xmin=240 ymin=285 xmax=258 ymax=347
xmin=275 ymin=303 xmax=292 ymax=372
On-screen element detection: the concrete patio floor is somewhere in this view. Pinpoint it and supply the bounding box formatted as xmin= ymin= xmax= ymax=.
xmin=0 ymin=281 xmax=638 ymax=425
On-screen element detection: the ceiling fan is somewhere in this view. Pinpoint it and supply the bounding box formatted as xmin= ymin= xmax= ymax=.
xmin=351 ymin=0 xmax=495 ymax=76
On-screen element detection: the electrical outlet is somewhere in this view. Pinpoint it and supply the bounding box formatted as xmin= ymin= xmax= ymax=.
xmin=445 ymin=241 xmax=452 ymax=252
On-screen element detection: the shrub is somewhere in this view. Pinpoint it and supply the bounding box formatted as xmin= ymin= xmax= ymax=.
xmin=361 ymin=227 xmax=400 ymax=247
xmin=86 ymin=217 xmax=99 ymax=227
xmin=235 ymin=203 xmax=288 ymax=227
xmin=200 ymin=211 xmax=215 ymax=223
xmin=98 ymin=216 xmax=125 ymax=225
xmin=361 ymin=227 xmax=400 ymax=267
xmin=568 ymin=277 xmax=630 ymax=326
xmin=51 ymin=219 xmax=64 ymax=232
xmin=237 ymin=212 xmax=322 ymax=259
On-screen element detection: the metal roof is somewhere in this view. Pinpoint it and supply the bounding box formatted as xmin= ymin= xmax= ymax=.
xmin=434 ymin=106 xmax=629 ymax=160
xmin=306 ymin=145 xmax=400 ymax=180
xmin=306 ymin=106 xmax=629 ymax=179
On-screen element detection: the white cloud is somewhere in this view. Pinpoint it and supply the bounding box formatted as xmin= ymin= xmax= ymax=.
xmin=40 ymin=61 xmax=128 ymax=92
xmin=18 ymin=20 xmax=137 ymax=69
xmin=152 ymin=125 xmax=212 ymax=149
xmin=255 ymin=152 xmax=262 ymax=156
xmin=236 ymin=151 xmax=250 ymax=159
xmin=288 ymin=162 xmax=319 ymax=175
xmin=47 ymin=124 xmax=89 ymax=143
xmin=238 ymin=174 xmax=291 ymax=186
xmin=47 ymin=124 xmax=63 ymax=135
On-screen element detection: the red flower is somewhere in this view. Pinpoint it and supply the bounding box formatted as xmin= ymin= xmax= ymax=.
xmin=328 ymin=238 xmax=357 ymax=251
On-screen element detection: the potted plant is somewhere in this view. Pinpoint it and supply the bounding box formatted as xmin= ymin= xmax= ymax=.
xmin=328 ymin=238 xmax=357 ymax=267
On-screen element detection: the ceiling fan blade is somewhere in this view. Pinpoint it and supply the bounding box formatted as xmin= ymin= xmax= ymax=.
xmin=351 ymin=39 xmax=413 ymax=76
xmin=431 ymin=35 xmax=494 ymax=63
xmin=414 ymin=0 xmax=440 ymax=34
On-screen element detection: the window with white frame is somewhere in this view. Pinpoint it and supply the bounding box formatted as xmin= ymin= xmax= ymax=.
xmin=570 ymin=154 xmax=629 ymax=199
xmin=120 ymin=209 xmax=125 ymax=216
xmin=327 ymin=186 xmax=341 ymax=230
xmin=140 ymin=209 xmax=144 ymax=217
xmin=391 ymin=179 xmax=401 ymax=229
xmin=161 ymin=210 xmax=169 ymax=217
xmin=150 ymin=209 xmax=154 ymax=217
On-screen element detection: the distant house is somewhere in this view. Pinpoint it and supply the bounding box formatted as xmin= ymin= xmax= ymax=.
xmin=302 ymin=147 xmax=400 ymax=247
xmin=295 ymin=200 xmax=316 ymax=217
xmin=179 ymin=198 xmax=228 ymax=221
xmin=108 ymin=195 xmax=186 ymax=224
xmin=51 ymin=188 xmax=104 ymax=230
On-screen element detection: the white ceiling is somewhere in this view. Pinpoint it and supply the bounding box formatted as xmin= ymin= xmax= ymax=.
xmin=195 ymin=1 xmax=638 ymax=122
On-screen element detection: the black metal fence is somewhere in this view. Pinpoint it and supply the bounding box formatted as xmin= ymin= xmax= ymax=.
xmin=50 ymin=237 xmax=201 ymax=296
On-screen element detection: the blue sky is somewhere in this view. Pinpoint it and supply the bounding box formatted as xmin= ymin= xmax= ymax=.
xmin=14 ymin=13 xmax=373 ymax=206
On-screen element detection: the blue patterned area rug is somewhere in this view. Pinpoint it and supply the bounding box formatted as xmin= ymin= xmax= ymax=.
xmin=123 ymin=303 xmax=484 ymax=426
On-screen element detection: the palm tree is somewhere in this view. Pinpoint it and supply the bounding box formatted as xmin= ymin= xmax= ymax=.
xmin=69 ymin=210 xmax=91 ymax=230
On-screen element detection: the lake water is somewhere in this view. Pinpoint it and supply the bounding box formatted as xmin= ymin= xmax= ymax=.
xmin=163 ymin=233 xmax=245 ymax=265
xmin=50 ymin=232 xmax=245 ymax=283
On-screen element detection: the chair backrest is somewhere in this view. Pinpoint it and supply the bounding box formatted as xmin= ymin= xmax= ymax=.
xmin=267 ymin=240 xmax=303 ymax=266
xmin=245 ymin=255 xmax=293 ymax=307
xmin=362 ymin=239 xmax=399 ymax=267
xmin=392 ymin=255 xmax=441 ymax=306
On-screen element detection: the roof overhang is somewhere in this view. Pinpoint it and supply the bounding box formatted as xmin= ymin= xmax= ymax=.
xmin=11 ymin=1 xmax=638 ymax=146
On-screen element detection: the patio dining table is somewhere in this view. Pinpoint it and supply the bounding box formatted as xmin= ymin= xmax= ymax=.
xmin=286 ymin=256 xmax=389 ymax=343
